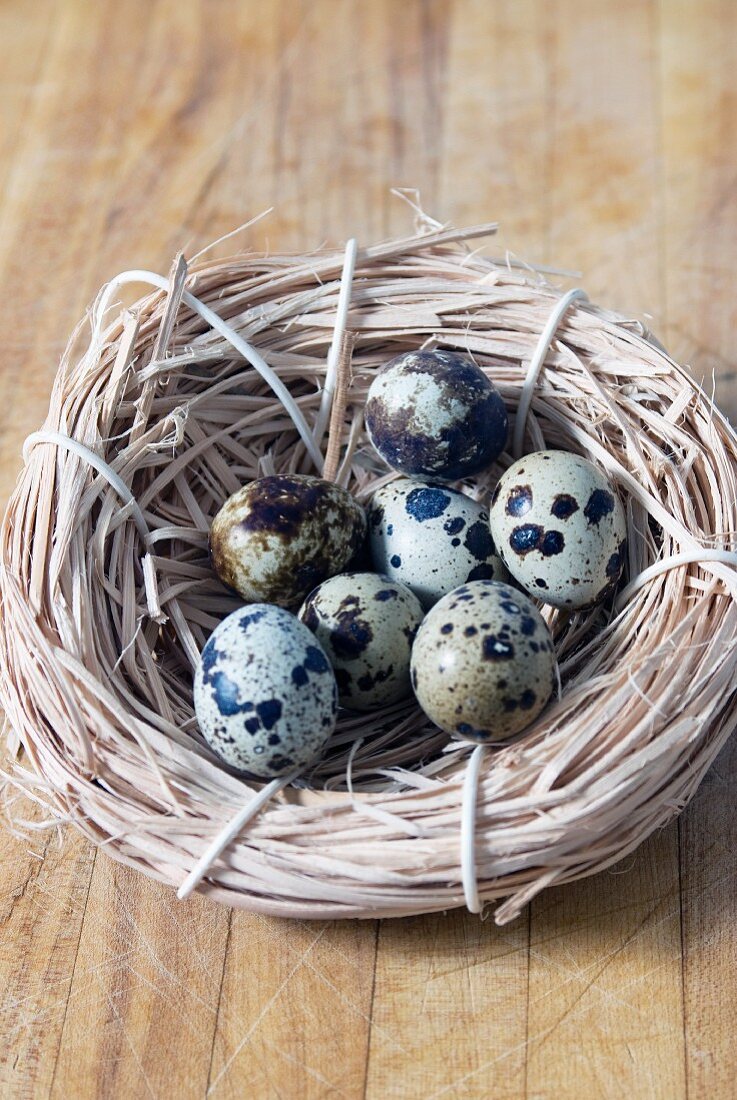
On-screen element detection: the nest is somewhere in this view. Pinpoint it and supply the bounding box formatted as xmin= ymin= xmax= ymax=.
xmin=3 ymin=216 xmax=737 ymax=925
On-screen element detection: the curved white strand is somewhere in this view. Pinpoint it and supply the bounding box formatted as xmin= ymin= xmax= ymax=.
xmin=23 ymin=430 xmax=151 ymax=545
xmin=177 ymin=768 xmax=301 ymax=901
xmin=461 ymin=743 xmax=487 ymax=914
xmin=92 ymin=269 xmax=324 ymax=469
xmin=616 ymin=548 xmax=737 ymax=613
xmin=513 ymin=287 xmax=589 ymax=458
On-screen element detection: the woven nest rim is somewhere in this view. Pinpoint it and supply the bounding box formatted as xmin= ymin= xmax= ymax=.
xmin=3 ymin=217 xmax=737 ymax=925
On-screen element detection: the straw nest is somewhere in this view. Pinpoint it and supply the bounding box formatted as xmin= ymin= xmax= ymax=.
xmin=3 ymin=216 xmax=737 ymax=925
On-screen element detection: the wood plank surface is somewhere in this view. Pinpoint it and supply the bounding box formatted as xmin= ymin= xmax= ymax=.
xmin=661 ymin=6 xmax=737 ymax=1099
xmin=526 ymin=8 xmax=686 ymax=1099
xmin=1 ymin=2 xmax=736 ymax=1097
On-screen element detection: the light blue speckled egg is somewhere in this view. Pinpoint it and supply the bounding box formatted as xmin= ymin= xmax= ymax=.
xmin=193 ymin=604 xmax=338 ymax=778
xmin=368 ymin=478 xmax=508 ymax=609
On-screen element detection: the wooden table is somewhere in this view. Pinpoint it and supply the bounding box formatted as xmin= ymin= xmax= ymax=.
xmin=2 ymin=2 xmax=736 ymax=1097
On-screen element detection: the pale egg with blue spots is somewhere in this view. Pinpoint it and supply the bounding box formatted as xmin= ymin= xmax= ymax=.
xmin=299 ymin=572 xmax=424 ymax=710
xmin=489 ymin=451 xmax=627 ymax=609
xmin=410 ymin=580 xmax=557 ymax=742
xmin=365 ymin=350 xmax=508 ymax=480
xmin=368 ymin=478 xmax=508 ymax=609
xmin=194 ymin=604 xmax=338 ymax=778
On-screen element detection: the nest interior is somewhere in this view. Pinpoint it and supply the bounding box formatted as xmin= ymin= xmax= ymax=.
xmin=2 ymin=221 xmax=737 ymax=924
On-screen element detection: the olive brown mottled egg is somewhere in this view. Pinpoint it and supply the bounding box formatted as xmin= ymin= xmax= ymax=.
xmin=365 ymin=350 xmax=508 ymax=480
xmin=193 ymin=604 xmax=338 ymax=778
xmin=410 ymin=580 xmax=557 ymax=742
xmin=489 ymin=451 xmax=627 ymax=610
xmin=209 ymin=474 xmax=367 ymax=609
xmin=299 ymin=572 xmax=424 ymax=710
xmin=368 ymin=478 xmax=508 ymax=609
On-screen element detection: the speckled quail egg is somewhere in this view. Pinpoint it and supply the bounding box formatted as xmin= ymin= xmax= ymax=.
xmin=210 ymin=474 xmax=367 ymax=609
xmin=194 ymin=604 xmax=338 ymax=778
xmin=299 ymin=572 xmax=425 ymax=710
xmin=368 ymin=478 xmax=509 ymax=609
xmin=365 ymin=350 xmax=508 ymax=480
xmin=489 ymin=451 xmax=627 ymax=610
xmin=410 ymin=580 xmax=557 ymax=742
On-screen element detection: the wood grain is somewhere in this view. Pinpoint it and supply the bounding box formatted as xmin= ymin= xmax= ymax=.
xmin=50 ymin=859 xmax=229 ymax=1099
xmin=661 ymin=5 xmax=737 ymax=1099
xmin=1 ymin=1 xmax=737 ymax=1097
xmin=209 ymin=916 xmax=376 ymax=1098
xmin=366 ymin=912 xmax=529 ymax=1099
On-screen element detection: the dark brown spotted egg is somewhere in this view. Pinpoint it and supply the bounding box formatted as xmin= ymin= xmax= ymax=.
xmin=299 ymin=572 xmax=424 ymax=710
xmin=368 ymin=478 xmax=508 ymax=609
xmin=489 ymin=451 xmax=627 ymax=610
xmin=365 ymin=350 xmax=508 ymax=480
xmin=210 ymin=474 xmax=367 ymax=609
xmin=410 ymin=580 xmax=556 ymax=742
xmin=194 ymin=604 xmax=338 ymax=778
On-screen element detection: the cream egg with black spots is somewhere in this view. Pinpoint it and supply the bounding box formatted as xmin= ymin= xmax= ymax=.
xmin=410 ymin=580 xmax=557 ymax=742
xmin=489 ymin=451 xmax=627 ymax=610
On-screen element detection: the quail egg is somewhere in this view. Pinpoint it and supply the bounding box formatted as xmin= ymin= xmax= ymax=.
xmin=410 ymin=580 xmax=556 ymax=742
xmin=365 ymin=350 xmax=508 ymax=480
xmin=489 ymin=451 xmax=627 ymax=609
xmin=299 ymin=572 xmax=424 ymax=710
xmin=194 ymin=604 xmax=338 ymax=778
xmin=210 ymin=474 xmax=367 ymax=608
xmin=368 ymin=478 xmax=508 ymax=609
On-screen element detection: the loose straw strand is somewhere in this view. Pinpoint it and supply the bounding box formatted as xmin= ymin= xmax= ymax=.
xmin=177 ymin=769 xmax=302 ymax=901
xmin=461 ymin=744 xmax=487 ymax=914
xmin=315 ymin=237 xmax=359 ymax=456
xmin=323 ymin=331 xmax=355 ymax=483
